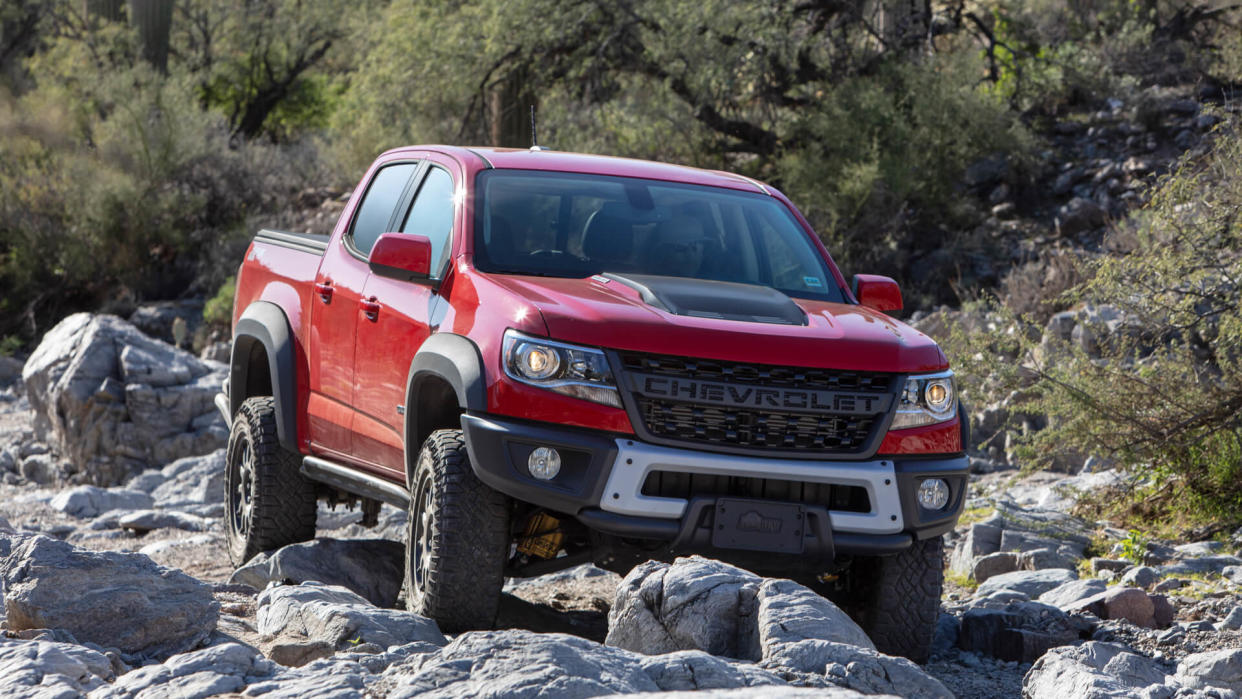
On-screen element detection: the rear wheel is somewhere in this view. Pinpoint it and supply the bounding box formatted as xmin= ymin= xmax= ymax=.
xmin=224 ymin=396 xmax=318 ymax=566
xmin=405 ymin=429 xmax=510 ymax=631
xmin=853 ymin=535 xmax=945 ymax=664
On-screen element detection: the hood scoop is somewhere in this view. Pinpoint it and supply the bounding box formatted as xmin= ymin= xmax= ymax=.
xmin=602 ymin=273 xmax=808 ymax=326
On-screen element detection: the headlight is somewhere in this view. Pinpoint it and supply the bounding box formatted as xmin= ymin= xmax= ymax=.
xmin=889 ymin=371 xmax=957 ymax=430
xmin=503 ymin=329 xmax=621 ymax=408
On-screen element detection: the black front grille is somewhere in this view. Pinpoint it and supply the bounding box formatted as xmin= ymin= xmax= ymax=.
xmin=618 ymin=352 xmax=895 ymax=393
xmin=636 ymin=397 xmax=877 ymax=451
xmin=641 ymin=471 xmax=871 ymax=513
xmin=619 ymin=351 xmax=895 ymax=455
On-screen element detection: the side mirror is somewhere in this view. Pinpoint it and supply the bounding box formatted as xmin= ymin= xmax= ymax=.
xmin=852 ymin=274 xmax=902 ymax=313
xmin=370 ymin=232 xmax=433 ymax=282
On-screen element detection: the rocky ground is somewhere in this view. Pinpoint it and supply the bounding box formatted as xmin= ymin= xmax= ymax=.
xmin=3 ymin=316 xmax=1242 ymax=699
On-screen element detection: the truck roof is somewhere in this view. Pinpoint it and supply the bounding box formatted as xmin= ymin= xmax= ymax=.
xmin=386 ymin=145 xmax=770 ymax=194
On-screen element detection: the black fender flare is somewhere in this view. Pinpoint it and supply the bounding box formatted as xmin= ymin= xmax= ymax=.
xmin=230 ymin=301 xmax=299 ymax=453
xmin=403 ymin=333 xmax=487 ymax=485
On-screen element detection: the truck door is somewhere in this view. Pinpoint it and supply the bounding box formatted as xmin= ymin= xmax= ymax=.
xmin=307 ymin=160 xmax=421 ymax=460
xmin=352 ymin=159 xmax=459 ymax=473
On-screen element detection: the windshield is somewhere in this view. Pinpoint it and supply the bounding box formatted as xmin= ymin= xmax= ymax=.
xmin=472 ymin=170 xmax=845 ymax=303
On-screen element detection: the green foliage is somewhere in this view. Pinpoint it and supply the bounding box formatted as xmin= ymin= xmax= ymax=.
xmin=0 ymin=23 xmax=316 ymax=341
xmin=0 ymin=335 xmax=22 ymax=357
xmin=176 ymin=0 xmax=359 ymax=140
xmin=334 ymin=0 xmax=1035 ymax=306
xmin=947 ymin=119 xmax=1242 ymax=528
xmin=203 ymin=276 xmax=236 ymax=328
xmin=1119 ymin=529 xmax=1148 ymax=566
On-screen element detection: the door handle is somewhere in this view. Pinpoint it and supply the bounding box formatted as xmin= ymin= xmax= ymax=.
xmin=360 ymin=297 xmax=381 ymax=322
xmin=314 ymin=281 xmax=334 ymax=304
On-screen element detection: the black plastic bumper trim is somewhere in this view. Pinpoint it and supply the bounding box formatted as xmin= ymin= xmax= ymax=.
xmin=461 ymin=413 xmax=619 ymax=516
xmin=575 ymin=508 xmax=681 ymax=539
xmin=892 ymin=455 xmax=970 ymax=537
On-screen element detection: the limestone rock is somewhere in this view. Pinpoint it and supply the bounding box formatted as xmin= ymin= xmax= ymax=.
xmin=958 ymin=601 xmax=1086 ymax=663
xmin=256 ymin=582 xmax=446 ymax=650
xmin=606 ymin=557 xmax=764 ymax=659
xmin=1120 ymin=566 xmax=1158 ymax=589
xmin=603 ymin=689 xmax=882 ymax=699
xmin=972 ymin=552 xmax=1019 ymax=583
xmin=1039 ymin=578 xmax=1108 ymax=609
xmin=50 ymin=485 xmax=154 ymax=518
xmin=0 ymin=533 xmax=218 ymax=658
xmin=1175 ymin=649 xmax=1242 ymax=694
xmin=1024 ymin=642 xmax=1170 ymax=698
xmin=147 ymin=450 xmax=227 ymax=511
xmin=21 ymin=313 xmax=226 ymax=485
xmin=606 ymin=557 xmax=873 ymax=661
xmin=638 ymin=650 xmax=786 ymax=691
xmin=376 ymin=630 xmax=662 ymax=698
xmin=114 ymin=509 xmax=213 ymax=533
xmin=976 ymin=569 xmax=1077 ymax=599
xmin=102 ymin=642 xmax=274 ymax=698
xmin=759 ymin=640 xmax=952 ymax=699
xmin=230 ymin=538 xmax=405 ymax=608
xmin=0 ymin=637 xmax=115 ymax=697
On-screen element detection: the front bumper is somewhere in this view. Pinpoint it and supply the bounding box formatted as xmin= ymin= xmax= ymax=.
xmin=461 ymin=412 xmax=967 ymax=557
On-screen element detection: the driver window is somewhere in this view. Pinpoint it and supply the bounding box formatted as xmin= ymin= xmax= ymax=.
xmin=400 ymin=167 xmax=455 ymax=277
xmin=350 ymin=163 xmax=417 ymax=256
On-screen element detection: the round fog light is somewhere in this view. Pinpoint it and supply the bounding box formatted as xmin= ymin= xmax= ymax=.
xmin=917 ymin=478 xmax=950 ymax=510
xmin=527 ymin=447 xmax=561 ymax=480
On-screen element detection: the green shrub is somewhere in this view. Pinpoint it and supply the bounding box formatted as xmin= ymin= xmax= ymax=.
xmin=949 ymin=119 xmax=1242 ymax=528
xmin=203 ymin=276 xmax=236 ymax=329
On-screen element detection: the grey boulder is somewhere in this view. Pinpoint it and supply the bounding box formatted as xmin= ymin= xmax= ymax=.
xmin=256 ymin=582 xmax=446 ymax=651
xmin=957 ymin=601 xmax=1087 ymax=663
xmin=49 ymin=485 xmax=153 ymax=518
xmin=0 ymin=533 xmax=218 ymax=658
xmin=606 ymin=557 xmax=872 ymax=661
xmin=1039 ymin=578 xmax=1108 ymax=609
xmin=1024 ymin=642 xmax=1170 ymax=698
xmin=377 ymin=630 xmax=663 ymax=698
xmin=639 ymin=650 xmax=787 ymax=692
xmin=759 ymin=640 xmax=952 ymax=699
xmin=101 ymin=642 xmax=275 ymax=698
xmin=146 ymin=450 xmax=227 ymax=511
xmin=606 ymin=557 xmax=764 ymax=659
xmin=1175 ymin=649 xmax=1242 ymax=694
xmin=976 ymin=568 xmax=1077 ymax=599
xmin=21 ymin=313 xmax=226 ymax=485
xmin=602 ymin=689 xmax=884 ymax=699
xmin=0 ymin=637 xmax=115 ymax=697
xmin=231 ymin=538 xmax=405 ymax=607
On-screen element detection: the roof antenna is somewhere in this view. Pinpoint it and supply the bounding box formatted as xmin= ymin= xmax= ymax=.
xmin=530 ymin=105 xmax=549 ymax=151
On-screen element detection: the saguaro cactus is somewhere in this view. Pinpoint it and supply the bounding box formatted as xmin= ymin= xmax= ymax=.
xmin=128 ymin=0 xmax=173 ymax=73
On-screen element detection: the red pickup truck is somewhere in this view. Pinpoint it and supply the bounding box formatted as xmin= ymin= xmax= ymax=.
xmin=217 ymin=146 xmax=967 ymax=662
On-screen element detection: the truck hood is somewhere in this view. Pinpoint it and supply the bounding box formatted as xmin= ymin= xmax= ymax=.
xmin=488 ymin=273 xmax=948 ymax=374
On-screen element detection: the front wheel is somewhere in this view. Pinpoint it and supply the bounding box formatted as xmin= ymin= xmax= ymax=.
xmin=854 ymin=535 xmax=945 ymax=664
xmin=224 ymin=396 xmax=318 ymax=566
xmin=405 ymin=429 xmax=510 ymax=631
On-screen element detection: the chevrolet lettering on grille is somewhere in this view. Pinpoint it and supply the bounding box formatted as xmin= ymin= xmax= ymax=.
xmin=629 ymin=373 xmax=893 ymax=415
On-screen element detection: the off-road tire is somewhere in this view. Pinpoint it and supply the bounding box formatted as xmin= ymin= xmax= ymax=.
xmin=224 ymin=396 xmax=317 ymax=566
xmin=405 ymin=429 xmax=510 ymax=632
xmin=855 ymin=535 xmax=944 ymax=664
